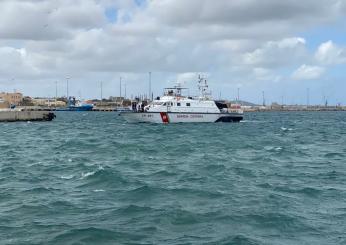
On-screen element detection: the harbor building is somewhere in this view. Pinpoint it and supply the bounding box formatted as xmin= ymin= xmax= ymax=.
xmin=0 ymin=92 xmax=23 ymax=106
xmin=31 ymin=98 xmax=66 ymax=107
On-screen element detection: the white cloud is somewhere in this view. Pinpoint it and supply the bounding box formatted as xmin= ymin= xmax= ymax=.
xmin=253 ymin=68 xmax=282 ymax=82
xmin=0 ymin=0 xmax=106 ymax=40
xmin=315 ymin=40 xmax=346 ymax=65
xmin=242 ymin=37 xmax=307 ymax=67
xmin=0 ymin=0 xmax=345 ymax=100
xmin=291 ymin=64 xmax=325 ymax=80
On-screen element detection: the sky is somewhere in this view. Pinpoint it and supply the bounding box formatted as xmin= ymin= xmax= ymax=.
xmin=0 ymin=0 xmax=345 ymax=105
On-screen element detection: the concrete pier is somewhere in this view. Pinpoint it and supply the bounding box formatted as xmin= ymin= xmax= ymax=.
xmin=0 ymin=110 xmax=55 ymax=122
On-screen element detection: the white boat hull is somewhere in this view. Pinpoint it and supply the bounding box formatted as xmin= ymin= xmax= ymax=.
xmin=120 ymin=112 xmax=243 ymax=123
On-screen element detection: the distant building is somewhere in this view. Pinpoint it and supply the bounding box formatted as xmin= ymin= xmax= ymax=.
xmin=0 ymin=92 xmax=23 ymax=106
xmin=31 ymin=98 xmax=66 ymax=107
xmin=0 ymin=98 xmax=9 ymax=109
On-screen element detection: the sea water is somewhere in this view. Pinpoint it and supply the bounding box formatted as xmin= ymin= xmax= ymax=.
xmin=1 ymin=111 xmax=346 ymax=244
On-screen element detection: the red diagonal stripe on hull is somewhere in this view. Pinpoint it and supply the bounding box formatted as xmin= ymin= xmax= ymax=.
xmin=160 ymin=112 xmax=169 ymax=123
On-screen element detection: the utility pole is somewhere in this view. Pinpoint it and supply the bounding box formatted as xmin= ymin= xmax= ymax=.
xmin=66 ymin=76 xmax=70 ymax=99
xmin=100 ymin=81 xmax=103 ymax=101
xmin=119 ymin=77 xmax=122 ymax=98
xmin=306 ymin=88 xmax=310 ymax=107
xmin=55 ymin=81 xmax=58 ymax=99
xmin=124 ymin=83 xmax=127 ymax=99
xmin=237 ymin=87 xmax=240 ymax=102
xmin=149 ymin=72 xmax=152 ymax=101
xmin=55 ymin=81 xmax=58 ymax=108
xmin=262 ymin=91 xmax=265 ymax=106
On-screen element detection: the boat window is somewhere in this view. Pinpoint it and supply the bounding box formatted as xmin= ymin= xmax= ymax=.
xmin=177 ymin=103 xmax=181 ymax=106
xmin=186 ymin=103 xmax=191 ymax=106
xmin=163 ymin=103 xmax=167 ymax=106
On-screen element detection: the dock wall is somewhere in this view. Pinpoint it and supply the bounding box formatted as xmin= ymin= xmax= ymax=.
xmin=0 ymin=111 xmax=55 ymax=122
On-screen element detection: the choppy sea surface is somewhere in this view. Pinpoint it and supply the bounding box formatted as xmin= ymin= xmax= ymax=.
xmin=1 ymin=111 xmax=346 ymax=245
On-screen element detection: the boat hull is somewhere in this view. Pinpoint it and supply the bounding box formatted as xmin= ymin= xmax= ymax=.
xmin=120 ymin=112 xmax=243 ymax=123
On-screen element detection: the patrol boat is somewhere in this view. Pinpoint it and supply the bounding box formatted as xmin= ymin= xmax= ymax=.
xmin=120 ymin=77 xmax=243 ymax=123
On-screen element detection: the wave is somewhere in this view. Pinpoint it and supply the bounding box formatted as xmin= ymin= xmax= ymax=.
xmin=60 ymin=174 xmax=74 ymax=180
xmin=208 ymin=234 xmax=260 ymax=245
xmin=49 ymin=227 xmax=146 ymax=244
xmin=81 ymin=171 xmax=96 ymax=179
xmin=77 ymin=167 xmax=130 ymax=189
xmin=274 ymin=186 xmax=322 ymax=197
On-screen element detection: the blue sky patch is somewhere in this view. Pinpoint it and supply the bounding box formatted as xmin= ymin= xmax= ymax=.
xmin=105 ymin=7 xmax=117 ymax=23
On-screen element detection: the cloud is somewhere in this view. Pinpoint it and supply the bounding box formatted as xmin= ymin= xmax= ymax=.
xmin=253 ymin=68 xmax=282 ymax=82
xmin=315 ymin=40 xmax=346 ymax=65
xmin=0 ymin=0 xmax=345 ymax=101
xmin=0 ymin=0 xmax=106 ymax=40
xmin=291 ymin=64 xmax=325 ymax=80
xmin=242 ymin=37 xmax=307 ymax=67
xmin=149 ymin=0 xmax=343 ymax=26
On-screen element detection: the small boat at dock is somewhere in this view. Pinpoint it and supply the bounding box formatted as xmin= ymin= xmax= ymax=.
xmin=57 ymin=97 xmax=93 ymax=111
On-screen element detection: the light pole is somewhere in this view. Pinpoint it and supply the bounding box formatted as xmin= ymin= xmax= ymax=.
xmin=149 ymin=72 xmax=152 ymax=101
xmin=306 ymin=88 xmax=310 ymax=107
xmin=55 ymin=81 xmax=58 ymax=108
xmin=55 ymin=81 xmax=58 ymax=99
xmin=100 ymin=81 xmax=103 ymax=106
xmin=119 ymin=77 xmax=122 ymax=98
xmin=66 ymin=76 xmax=70 ymax=99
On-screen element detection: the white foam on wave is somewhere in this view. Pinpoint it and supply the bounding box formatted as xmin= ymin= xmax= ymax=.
xmin=281 ymin=127 xmax=294 ymax=131
xmin=60 ymin=175 xmax=74 ymax=180
xmin=241 ymin=120 xmax=267 ymax=123
xmin=80 ymin=165 xmax=104 ymax=179
xmin=264 ymin=146 xmax=274 ymax=151
xmin=93 ymin=189 xmax=105 ymax=192
xmin=265 ymin=146 xmax=283 ymax=151
xmin=81 ymin=171 xmax=96 ymax=179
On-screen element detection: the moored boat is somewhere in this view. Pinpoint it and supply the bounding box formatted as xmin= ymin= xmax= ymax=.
xmin=57 ymin=97 xmax=94 ymax=111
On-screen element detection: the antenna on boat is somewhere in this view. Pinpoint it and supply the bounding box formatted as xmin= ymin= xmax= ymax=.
xmin=197 ymin=74 xmax=211 ymax=100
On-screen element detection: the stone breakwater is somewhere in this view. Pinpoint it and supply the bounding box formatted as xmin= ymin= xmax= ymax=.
xmin=0 ymin=110 xmax=55 ymax=122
